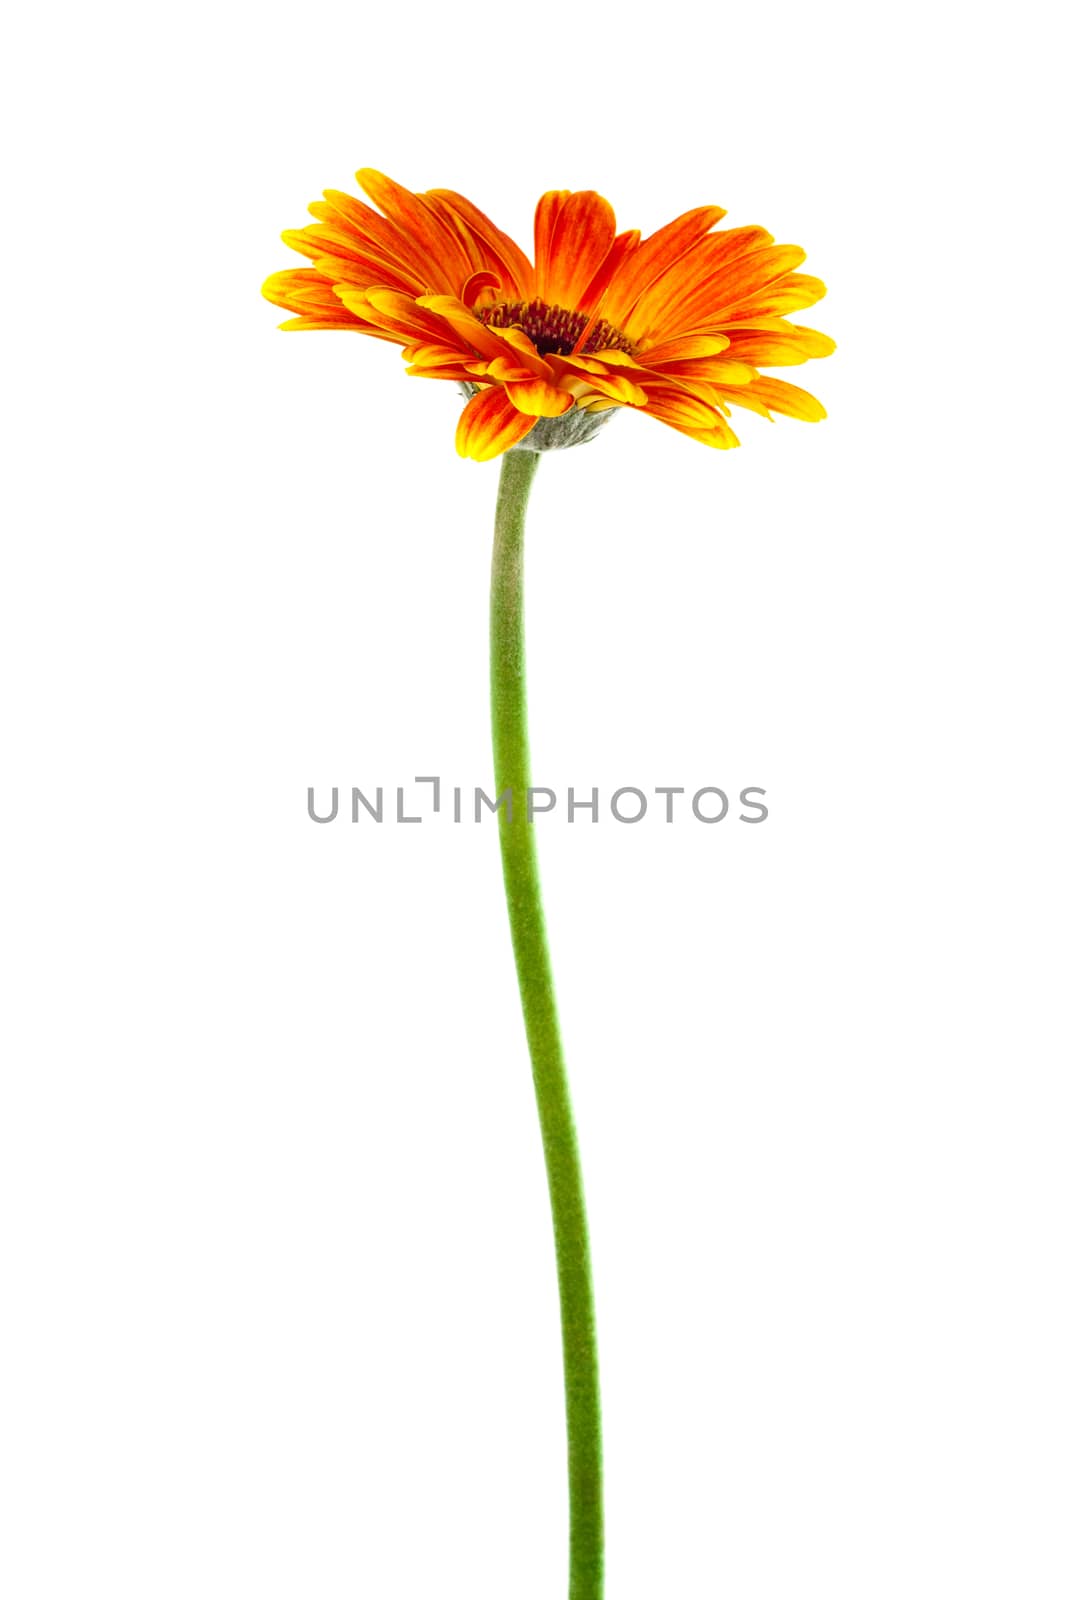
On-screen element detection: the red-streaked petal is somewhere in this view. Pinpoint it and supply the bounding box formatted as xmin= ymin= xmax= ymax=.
xmin=300 ymin=212 xmax=429 ymax=292
xmin=263 ymin=268 xmax=359 ymax=317
xmin=285 ymin=221 xmax=380 ymax=265
xmin=552 ymin=357 xmax=648 ymax=407
xmin=362 ymin=286 xmax=446 ymax=326
xmin=406 ymin=362 xmax=480 ymax=381
xmin=643 ymin=389 xmax=725 ymax=426
xmin=356 ymin=168 xmax=469 ymax=292
xmin=487 ymin=355 xmax=545 ymax=383
xmin=262 ymin=272 xmax=375 ymax=334
xmin=417 ymin=295 xmax=550 ymax=374
xmin=314 ymin=190 xmax=442 ymax=287
xmin=575 ymin=229 xmax=642 ymax=317
xmin=549 ymin=349 xmax=646 ymax=379
xmin=455 ymin=387 xmax=538 ymax=460
xmin=644 ymin=390 xmax=740 ymax=448
xmin=339 ymin=287 xmax=458 ymax=348
xmin=707 ymin=273 xmax=828 ymax=322
xmin=650 ymin=357 xmax=759 ymax=387
xmin=664 ymin=243 xmax=807 ymax=323
xmin=546 ymin=352 xmax=613 ymax=378
xmin=533 ymin=191 xmax=569 ymax=297
xmin=426 ymin=188 xmax=535 ymax=299
xmin=636 ymin=333 xmax=731 ymax=363
xmin=417 ymin=294 xmax=526 ymax=360
xmin=616 ymin=227 xmax=773 ymax=339
xmin=403 ymin=342 xmax=482 ymax=369
xmin=718 ymin=376 xmax=827 ymax=421
xmin=539 ymin=190 xmax=617 ymax=308
xmin=290 ymin=246 xmax=417 ymax=294
xmin=504 ymin=379 xmax=574 ymax=417
xmin=584 ymin=372 xmax=648 ymax=407
xmin=283 ymin=218 xmax=402 ymax=270
xmin=585 ymin=348 xmax=646 ymax=370
xmin=719 ymin=324 xmax=836 ymax=366
xmin=404 ymin=360 xmax=470 ymax=376
xmin=415 ymin=194 xmax=486 ymax=280
xmin=627 ymin=238 xmax=803 ymax=341
xmin=598 ymin=205 xmax=728 ymax=326
xmin=494 ymin=326 xmax=551 ymax=372
xmin=276 ymin=316 xmax=367 ymax=332
xmin=461 ymin=270 xmax=501 ymax=309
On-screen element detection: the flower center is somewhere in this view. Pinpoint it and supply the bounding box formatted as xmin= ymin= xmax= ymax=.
xmin=477 ymin=297 xmax=634 ymax=358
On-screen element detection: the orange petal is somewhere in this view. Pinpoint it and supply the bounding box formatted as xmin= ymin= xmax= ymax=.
xmin=417 ymin=295 xmax=550 ymax=374
xmin=642 ymin=388 xmax=722 ymax=427
xmin=719 ymin=376 xmax=827 ymax=421
xmin=575 ymin=229 xmax=642 ymax=317
xmin=292 ymin=247 xmax=414 ymax=294
xmin=340 ymin=287 xmax=457 ymax=348
xmin=414 ymin=295 xmax=518 ymax=359
xmin=455 ymin=387 xmax=538 ymax=460
xmin=627 ymin=237 xmax=801 ymax=341
xmin=550 ymin=349 xmax=645 ymax=378
xmin=426 ymin=188 xmax=535 ymax=299
xmin=362 ymin=286 xmax=445 ymax=325
xmin=533 ymin=191 xmax=570 ymax=297
xmin=299 ymin=214 xmax=427 ymax=291
xmin=504 ymin=379 xmax=574 ymax=417
xmin=707 ymin=273 xmax=828 ymax=322
xmin=635 ymin=334 xmax=731 ymax=363
xmin=718 ymin=324 xmax=836 ymax=366
xmin=538 ymin=190 xmax=617 ymax=309
xmin=461 ymin=270 xmax=501 ymax=309
xmin=671 ymin=244 xmax=807 ymax=319
xmin=355 ymin=169 xmax=469 ymax=293
xmin=598 ymin=205 xmax=728 ymax=326
xmin=286 ymin=220 xmax=368 ymax=263
xmin=313 ymin=191 xmax=439 ymax=288
xmin=403 ymin=342 xmax=482 ymax=368
xmin=644 ymin=390 xmax=740 ymax=448
xmin=406 ymin=361 xmax=480 ymax=381
xmin=413 ymin=193 xmax=484 ymax=275
xmin=263 ymin=268 xmax=355 ymax=314
xmin=584 ymin=372 xmax=647 ymax=407
xmin=615 ymin=227 xmax=768 ymax=338
xmin=275 ymin=316 xmax=367 ymax=332
xmin=262 ymin=278 xmax=370 ymax=333
xmin=494 ymin=325 xmax=551 ymax=372
xmin=584 ymin=348 xmax=646 ymax=370
xmin=487 ymin=355 xmax=545 ymax=383
xmin=552 ymin=356 xmax=648 ymax=407
xmin=650 ymin=357 xmax=759 ymax=387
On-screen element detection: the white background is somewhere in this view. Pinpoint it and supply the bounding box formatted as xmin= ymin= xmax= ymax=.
xmin=2 ymin=3 xmax=1064 ymax=1596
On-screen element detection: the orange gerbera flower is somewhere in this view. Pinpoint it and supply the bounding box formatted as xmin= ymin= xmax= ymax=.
xmin=263 ymin=169 xmax=834 ymax=462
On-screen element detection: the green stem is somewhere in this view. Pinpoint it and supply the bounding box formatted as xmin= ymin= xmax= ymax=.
xmin=490 ymin=447 xmax=604 ymax=1600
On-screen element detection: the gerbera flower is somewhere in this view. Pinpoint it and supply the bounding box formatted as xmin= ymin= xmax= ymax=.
xmin=263 ymin=168 xmax=834 ymax=461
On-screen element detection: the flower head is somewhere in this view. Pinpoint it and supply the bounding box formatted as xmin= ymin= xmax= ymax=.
xmin=263 ymin=170 xmax=834 ymax=462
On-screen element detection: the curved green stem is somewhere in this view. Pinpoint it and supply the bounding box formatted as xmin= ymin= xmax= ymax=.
xmin=490 ymin=447 xmax=604 ymax=1600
